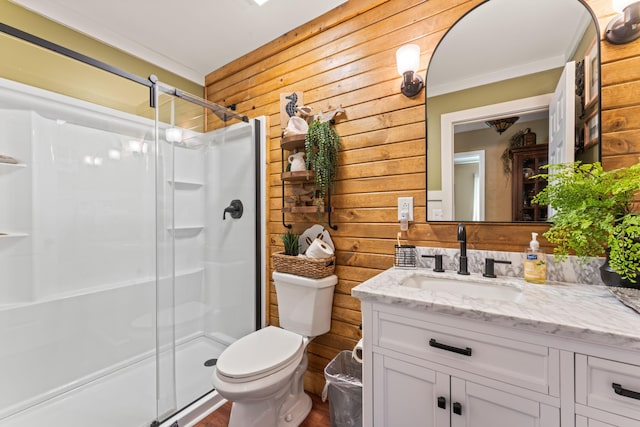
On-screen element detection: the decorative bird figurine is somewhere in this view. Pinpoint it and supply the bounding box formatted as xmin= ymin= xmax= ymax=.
xmin=314 ymin=106 xmax=344 ymax=123
xmin=284 ymin=93 xmax=298 ymax=118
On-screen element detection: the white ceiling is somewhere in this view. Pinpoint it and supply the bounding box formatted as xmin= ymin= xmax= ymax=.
xmin=11 ymin=0 xmax=348 ymax=84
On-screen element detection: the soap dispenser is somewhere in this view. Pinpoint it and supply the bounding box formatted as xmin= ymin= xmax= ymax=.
xmin=524 ymin=232 xmax=546 ymax=284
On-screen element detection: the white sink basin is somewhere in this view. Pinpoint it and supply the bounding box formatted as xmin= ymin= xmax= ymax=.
xmin=401 ymin=275 xmax=523 ymax=301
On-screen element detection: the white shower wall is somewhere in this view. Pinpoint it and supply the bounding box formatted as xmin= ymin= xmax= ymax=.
xmin=0 ymin=106 xmax=164 ymax=418
xmin=204 ymin=123 xmax=257 ymax=343
xmin=0 ymin=79 xmax=262 ymax=424
xmin=0 ymin=110 xmax=34 ymax=304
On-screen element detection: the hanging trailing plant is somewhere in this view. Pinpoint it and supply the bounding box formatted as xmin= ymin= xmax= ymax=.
xmin=305 ymin=120 xmax=342 ymax=203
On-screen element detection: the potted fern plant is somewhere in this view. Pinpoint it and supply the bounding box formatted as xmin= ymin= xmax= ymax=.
xmin=305 ymin=120 xmax=342 ymax=208
xmin=533 ymin=161 xmax=640 ymax=287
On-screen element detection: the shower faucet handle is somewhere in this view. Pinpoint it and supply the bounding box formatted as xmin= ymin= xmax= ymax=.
xmin=223 ymin=199 xmax=243 ymax=220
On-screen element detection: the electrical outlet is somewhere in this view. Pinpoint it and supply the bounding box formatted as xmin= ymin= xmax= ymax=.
xmin=398 ymin=197 xmax=414 ymax=221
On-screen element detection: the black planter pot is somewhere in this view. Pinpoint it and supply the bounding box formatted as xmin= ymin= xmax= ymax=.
xmin=600 ymin=249 xmax=640 ymax=289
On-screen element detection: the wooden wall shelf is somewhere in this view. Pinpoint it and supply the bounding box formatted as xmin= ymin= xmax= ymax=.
xmin=280 ymin=134 xmax=337 ymax=230
xmin=281 ymin=134 xmax=306 ymax=151
xmin=281 ymin=171 xmax=313 ymax=181
xmin=282 ymin=206 xmax=329 ymax=214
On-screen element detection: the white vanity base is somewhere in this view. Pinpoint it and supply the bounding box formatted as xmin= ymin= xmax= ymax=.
xmin=359 ymin=301 xmax=640 ymax=427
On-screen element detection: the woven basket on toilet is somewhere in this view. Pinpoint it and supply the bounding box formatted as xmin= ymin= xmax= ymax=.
xmin=272 ymin=238 xmax=335 ymax=279
xmin=272 ymin=252 xmax=335 ymax=279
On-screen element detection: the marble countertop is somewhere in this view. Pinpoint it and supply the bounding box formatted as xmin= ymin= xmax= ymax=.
xmin=352 ymin=268 xmax=640 ymax=351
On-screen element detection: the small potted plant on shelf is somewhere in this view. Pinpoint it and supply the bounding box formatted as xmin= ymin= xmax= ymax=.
xmin=533 ymin=161 xmax=640 ymax=287
xmin=305 ymin=120 xmax=342 ymax=208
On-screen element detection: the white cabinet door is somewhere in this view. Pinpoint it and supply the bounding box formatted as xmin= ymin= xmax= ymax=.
xmin=450 ymin=378 xmax=559 ymax=427
xmin=576 ymin=413 xmax=640 ymax=427
xmin=373 ymin=353 xmax=449 ymax=427
xmin=576 ymin=415 xmax=617 ymax=426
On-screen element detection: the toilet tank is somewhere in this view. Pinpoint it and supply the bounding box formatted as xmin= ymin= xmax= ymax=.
xmin=273 ymin=272 xmax=337 ymax=337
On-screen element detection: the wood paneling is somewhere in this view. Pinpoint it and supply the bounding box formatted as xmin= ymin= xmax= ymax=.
xmin=205 ymin=0 xmax=640 ymax=396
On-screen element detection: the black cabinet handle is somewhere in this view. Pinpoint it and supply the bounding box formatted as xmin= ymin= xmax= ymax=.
xmin=437 ymin=396 xmax=446 ymax=409
xmin=453 ymin=402 xmax=462 ymax=415
xmin=429 ymin=338 xmax=472 ymax=356
xmin=612 ymin=383 xmax=640 ymax=400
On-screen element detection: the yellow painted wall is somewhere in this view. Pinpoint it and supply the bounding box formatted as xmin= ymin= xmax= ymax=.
xmin=0 ymin=0 xmax=203 ymax=118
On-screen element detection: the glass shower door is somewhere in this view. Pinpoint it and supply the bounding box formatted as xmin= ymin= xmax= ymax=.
xmin=154 ymin=85 xmax=261 ymax=424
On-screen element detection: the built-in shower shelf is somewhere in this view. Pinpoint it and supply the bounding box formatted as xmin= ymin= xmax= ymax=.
xmin=167 ymin=179 xmax=204 ymax=189
xmin=175 ymin=267 xmax=205 ymax=277
xmin=168 ymin=226 xmax=204 ymax=237
xmin=0 ymin=162 xmax=27 ymax=171
xmin=0 ymin=232 xmax=29 ymax=238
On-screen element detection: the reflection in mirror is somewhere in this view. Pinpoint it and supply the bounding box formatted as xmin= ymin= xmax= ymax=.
xmin=426 ymin=0 xmax=600 ymax=222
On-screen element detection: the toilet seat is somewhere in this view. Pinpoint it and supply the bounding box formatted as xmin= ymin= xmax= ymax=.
xmin=216 ymin=326 xmax=304 ymax=383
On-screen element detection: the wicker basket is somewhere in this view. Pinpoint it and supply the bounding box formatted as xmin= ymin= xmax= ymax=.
xmin=272 ymin=251 xmax=335 ymax=279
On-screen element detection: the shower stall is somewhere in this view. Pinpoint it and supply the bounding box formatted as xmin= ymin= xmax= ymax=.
xmin=0 ymin=26 xmax=266 ymax=427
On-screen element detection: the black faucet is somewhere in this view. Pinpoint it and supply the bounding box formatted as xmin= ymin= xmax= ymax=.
xmin=457 ymin=223 xmax=469 ymax=275
xmin=422 ymin=254 xmax=445 ymax=272
xmin=483 ymin=258 xmax=512 ymax=278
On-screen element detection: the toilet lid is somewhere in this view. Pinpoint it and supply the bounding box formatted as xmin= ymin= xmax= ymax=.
xmin=216 ymin=326 xmax=303 ymax=381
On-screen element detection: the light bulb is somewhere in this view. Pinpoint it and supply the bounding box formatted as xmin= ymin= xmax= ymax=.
xmin=396 ymin=44 xmax=421 ymax=76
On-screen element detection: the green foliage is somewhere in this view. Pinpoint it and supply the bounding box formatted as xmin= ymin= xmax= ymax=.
xmin=280 ymin=230 xmax=299 ymax=256
xmin=533 ymin=161 xmax=640 ymax=281
xmin=305 ymin=120 xmax=342 ymax=203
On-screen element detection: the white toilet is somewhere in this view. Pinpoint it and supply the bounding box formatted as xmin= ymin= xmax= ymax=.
xmin=212 ymin=271 xmax=337 ymax=427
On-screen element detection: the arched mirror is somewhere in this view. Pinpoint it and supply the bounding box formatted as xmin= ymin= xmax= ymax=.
xmin=426 ymin=0 xmax=600 ymax=222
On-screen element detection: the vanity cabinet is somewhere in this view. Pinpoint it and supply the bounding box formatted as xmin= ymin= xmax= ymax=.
xmin=280 ymin=134 xmax=336 ymax=229
xmin=373 ymin=353 xmax=557 ymax=426
xmin=574 ymin=355 xmax=640 ymax=426
xmin=364 ymin=304 xmax=560 ymax=426
xmin=354 ymin=267 xmax=640 ymax=427
xmin=511 ymin=144 xmax=548 ymax=222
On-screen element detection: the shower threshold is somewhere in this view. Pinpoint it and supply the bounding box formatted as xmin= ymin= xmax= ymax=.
xmin=2 ymin=336 xmax=226 ymax=427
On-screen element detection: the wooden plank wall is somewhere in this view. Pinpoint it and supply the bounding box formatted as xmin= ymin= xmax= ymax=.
xmin=204 ymin=0 xmax=640 ymax=395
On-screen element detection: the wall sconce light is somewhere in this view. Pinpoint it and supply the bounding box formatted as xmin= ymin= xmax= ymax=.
xmin=485 ymin=117 xmax=519 ymax=135
xmin=396 ymin=44 xmax=424 ymax=98
xmin=606 ymin=0 xmax=640 ymax=44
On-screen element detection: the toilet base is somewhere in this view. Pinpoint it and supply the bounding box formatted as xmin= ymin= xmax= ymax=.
xmin=227 ymin=391 xmax=311 ymax=427
xmin=226 ymin=353 xmax=312 ymax=427
xmin=278 ymin=391 xmax=311 ymax=426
